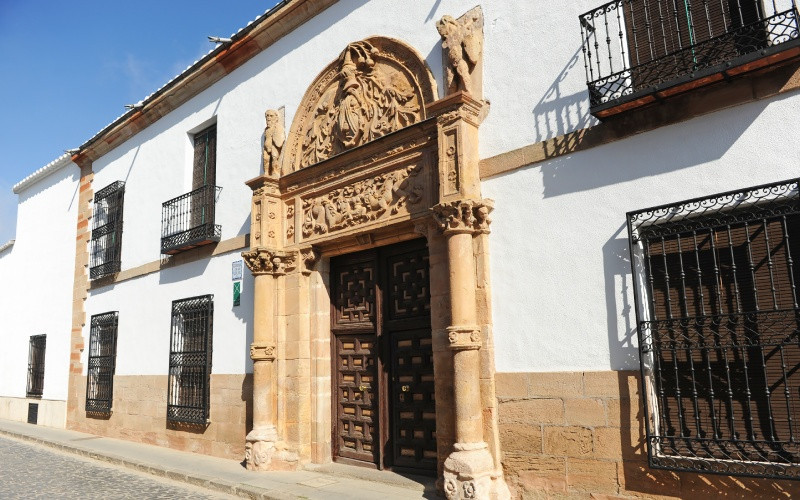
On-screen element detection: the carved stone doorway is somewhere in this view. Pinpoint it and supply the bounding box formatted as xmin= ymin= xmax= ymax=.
xmin=330 ymin=238 xmax=436 ymax=474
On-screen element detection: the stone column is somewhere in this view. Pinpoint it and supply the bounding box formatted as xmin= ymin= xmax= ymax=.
xmin=433 ymin=200 xmax=509 ymax=500
xmin=242 ymin=247 xmax=295 ymax=470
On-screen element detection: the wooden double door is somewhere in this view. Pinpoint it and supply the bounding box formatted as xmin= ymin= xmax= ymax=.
xmin=331 ymin=239 xmax=436 ymax=473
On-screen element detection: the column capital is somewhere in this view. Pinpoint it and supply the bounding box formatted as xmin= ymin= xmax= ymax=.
xmin=242 ymin=247 xmax=296 ymax=276
xmin=250 ymin=342 xmax=277 ymax=361
xmin=431 ymin=199 xmax=493 ymax=235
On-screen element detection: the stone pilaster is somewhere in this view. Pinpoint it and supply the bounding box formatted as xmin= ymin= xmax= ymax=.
xmin=242 ymin=247 xmax=297 ymax=470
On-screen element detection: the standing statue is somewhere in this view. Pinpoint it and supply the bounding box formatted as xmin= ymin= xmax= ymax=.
xmin=436 ymin=8 xmax=484 ymax=97
xmin=262 ymin=109 xmax=285 ymax=178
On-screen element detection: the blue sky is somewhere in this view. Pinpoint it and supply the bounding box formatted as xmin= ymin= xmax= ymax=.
xmin=0 ymin=1 xmax=281 ymax=244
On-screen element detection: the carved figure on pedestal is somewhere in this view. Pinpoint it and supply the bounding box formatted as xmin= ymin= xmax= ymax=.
xmin=437 ymin=8 xmax=484 ymax=96
xmin=262 ymin=109 xmax=285 ymax=178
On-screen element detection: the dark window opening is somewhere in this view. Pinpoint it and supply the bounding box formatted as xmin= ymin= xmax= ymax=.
xmin=167 ymin=295 xmax=213 ymax=425
xmin=628 ymin=178 xmax=800 ymax=479
xmin=26 ymin=335 xmax=46 ymax=398
xmin=90 ymin=181 xmax=125 ymax=279
xmin=85 ymin=312 xmax=119 ymax=413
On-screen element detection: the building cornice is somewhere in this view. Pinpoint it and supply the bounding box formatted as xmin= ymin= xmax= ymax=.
xmin=12 ymin=153 xmax=73 ymax=194
xmin=0 ymin=240 xmax=14 ymax=253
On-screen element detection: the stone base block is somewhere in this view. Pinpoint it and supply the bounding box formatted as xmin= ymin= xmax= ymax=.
xmin=245 ymin=426 xmax=299 ymax=471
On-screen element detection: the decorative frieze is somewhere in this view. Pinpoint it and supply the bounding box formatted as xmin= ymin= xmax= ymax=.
xmin=250 ymin=342 xmax=277 ymax=361
xmin=432 ymin=199 xmax=493 ymax=235
xmin=301 ymin=163 xmax=425 ymax=238
xmin=242 ymin=247 xmax=296 ymax=275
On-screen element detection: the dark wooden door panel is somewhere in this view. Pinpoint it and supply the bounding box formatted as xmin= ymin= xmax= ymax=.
xmin=335 ymin=333 xmax=379 ymax=463
xmin=391 ymin=328 xmax=437 ymax=471
xmin=331 ymin=239 xmax=435 ymax=472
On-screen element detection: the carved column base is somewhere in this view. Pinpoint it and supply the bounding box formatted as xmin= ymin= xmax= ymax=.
xmin=245 ymin=426 xmax=300 ymax=471
xmin=443 ymin=443 xmax=510 ymax=500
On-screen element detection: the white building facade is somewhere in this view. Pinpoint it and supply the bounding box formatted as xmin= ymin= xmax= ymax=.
xmin=2 ymin=0 xmax=800 ymax=498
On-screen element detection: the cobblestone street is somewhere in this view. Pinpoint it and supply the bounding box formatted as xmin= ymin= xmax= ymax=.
xmin=0 ymin=435 xmax=235 ymax=499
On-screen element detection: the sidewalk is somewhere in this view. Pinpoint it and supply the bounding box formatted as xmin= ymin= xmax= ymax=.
xmin=0 ymin=419 xmax=437 ymax=499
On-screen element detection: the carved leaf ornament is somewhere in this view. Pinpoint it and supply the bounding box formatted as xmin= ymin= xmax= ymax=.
xmin=285 ymin=37 xmax=436 ymax=173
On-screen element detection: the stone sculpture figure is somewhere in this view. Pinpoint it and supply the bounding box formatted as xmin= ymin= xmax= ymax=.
xmin=437 ymin=7 xmax=484 ymax=96
xmin=262 ymin=109 xmax=285 ymax=178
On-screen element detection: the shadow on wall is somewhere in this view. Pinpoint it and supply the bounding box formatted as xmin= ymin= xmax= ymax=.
xmin=613 ymin=372 xmax=799 ymax=498
xmin=603 ymin=226 xmax=638 ymax=370
xmin=531 ymin=45 xmax=596 ymax=158
xmin=539 ymin=83 xmax=775 ymax=200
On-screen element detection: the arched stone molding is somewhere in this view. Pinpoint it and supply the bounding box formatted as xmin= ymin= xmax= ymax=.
xmin=282 ymin=36 xmax=438 ymax=174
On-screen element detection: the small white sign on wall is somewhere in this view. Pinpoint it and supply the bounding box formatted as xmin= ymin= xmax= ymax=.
xmin=232 ymin=260 xmax=243 ymax=281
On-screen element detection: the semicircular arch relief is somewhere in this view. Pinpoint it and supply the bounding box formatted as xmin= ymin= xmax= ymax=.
xmin=283 ymin=37 xmax=437 ymax=174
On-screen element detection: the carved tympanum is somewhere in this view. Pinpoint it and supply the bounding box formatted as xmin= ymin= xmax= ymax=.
xmin=301 ymin=164 xmax=425 ymax=238
xmin=437 ymin=7 xmax=484 ymax=96
xmin=285 ymin=37 xmax=436 ymax=173
xmin=262 ymin=109 xmax=285 ymax=178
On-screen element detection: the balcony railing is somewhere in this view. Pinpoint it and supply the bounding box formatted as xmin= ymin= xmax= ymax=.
xmin=161 ymin=185 xmax=222 ymax=255
xmin=580 ymin=0 xmax=800 ymax=117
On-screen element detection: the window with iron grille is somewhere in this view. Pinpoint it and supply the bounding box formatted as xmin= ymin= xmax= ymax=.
xmin=627 ymin=178 xmax=800 ymax=479
xmin=160 ymin=125 xmax=221 ymax=255
xmin=85 ymin=312 xmax=118 ymax=413
xmin=26 ymin=335 xmax=46 ymax=398
xmin=167 ymin=295 xmax=213 ymax=424
xmin=90 ymin=181 xmax=125 ymax=279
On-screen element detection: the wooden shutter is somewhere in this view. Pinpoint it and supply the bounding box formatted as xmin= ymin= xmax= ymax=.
xmin=192 ymin=125 xmax=216 ymax=189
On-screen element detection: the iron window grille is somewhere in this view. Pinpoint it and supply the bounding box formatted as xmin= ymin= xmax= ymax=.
xmin=160 ymin=185 xmax=222 ymax=254
xmin=167 ymin=294 xmax=213 ymax=425
xmin=26 ymin=335 xmax=46 ymax=398
xmin=627 ymin=178 xmax=800 ymax=480
xmin=90 ymin=181 xmax=125 ymax=279
xmin=580 ymin=0 xmax=800 ymax=114
xmin=85 ymin=312 xmax=119 ymax=413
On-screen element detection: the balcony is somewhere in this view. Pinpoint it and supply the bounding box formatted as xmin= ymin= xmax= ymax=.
xmin=580 ymin=0 xmax=800 ymax=118
xmin=161 ymin=185 xmax=222 ymax=255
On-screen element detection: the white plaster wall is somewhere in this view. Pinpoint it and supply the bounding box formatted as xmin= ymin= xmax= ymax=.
xmin=84 ymin=252 xmax=254 ymax=376
xmin=484 ymin=92 xmax=800 ymax=373
xmin=90 ymin=0 xmax=602 ymax=271
xmin=0 ymin=165 xmax=78 ymax=403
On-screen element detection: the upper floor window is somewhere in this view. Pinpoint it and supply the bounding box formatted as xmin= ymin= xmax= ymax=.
xmin=26 ymin=335 xmax=46 ymax=398
xmin=167 ymin=294 xmax=213 ymax=425
xmin=90 ymin=181 xmax=125 ymax=279
xmin=627 ymin=178 xmax=800 ymax=479
xmin=161 ymin=125 xmax=221 ymax=255
xmin=86 ymin=312 xmax=119 ymax=414
xmin=580 ymin=1 xmax=800 ymax=118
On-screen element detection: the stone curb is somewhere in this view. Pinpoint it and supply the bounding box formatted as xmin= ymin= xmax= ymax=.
xmin=0 ymin=428 xmax=299 ymax=499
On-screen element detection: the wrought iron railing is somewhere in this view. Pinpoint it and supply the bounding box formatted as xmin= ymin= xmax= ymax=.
xmin=167 ymin=295 xmax=213 ymax=425
xmin=86 ymin=312 xmax=118 ymax=413
xmin=161 ymin=185 xmax=222 ymax=255
xmin=26 ymin=335 xmax=46 ymax=398
xmin=90 ymin=181 xmax=125 ymax=279
xmin=627 ymin=178 xmax=800 ymax=479
xmin=580 ymin=0 xmax=800 ymax=110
